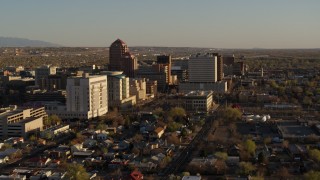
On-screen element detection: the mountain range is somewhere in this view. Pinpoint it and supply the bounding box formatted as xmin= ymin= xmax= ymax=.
xmin=0 ymin=37 xmax=60 ymax=47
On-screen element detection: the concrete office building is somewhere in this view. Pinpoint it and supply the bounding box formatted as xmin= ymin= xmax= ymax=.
xmin=182 ymin=91 xmax=213 ymax=112
xmin=157 ymin=55 xmax=172 ymax=84
xmin=102 ymin=71 xmax=136 ymax=109
xmin=179 ymin=53 xmax=227 ymax=93
xmin=188 ymin=53 xmax=217 ymax=83
xmin=35 ymin=66 xmax=57 ymax=89
xmin=109 ymin=39 xmax=138 ymax=78
xmin=0 ymin=105 xmax=46 ymax=138
xmin=216 ymin=54 xmax=224 ymax=81
xmin=66 ymin=73 xmax=108 ymax=119
xmin=130 ymin=78 xmax=147 ymax=101
xmin=137 ymin=64 xmax=169 ymax=92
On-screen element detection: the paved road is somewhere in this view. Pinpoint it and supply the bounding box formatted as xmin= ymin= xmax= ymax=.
xmin=160 ymin=106 xmax=219 ymax=177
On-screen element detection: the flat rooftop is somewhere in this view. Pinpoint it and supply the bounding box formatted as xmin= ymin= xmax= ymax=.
xmin=184 ymin=90 xmax=212 ymax=97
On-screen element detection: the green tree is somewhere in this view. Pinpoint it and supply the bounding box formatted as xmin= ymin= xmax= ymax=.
xmin=238 ymin=162 xmax=256 ymax=175
xmin=214 ymin=152 xmax=228 ymax=161
xmin=65 ymin=163 xmax=89 ymax=180
xmin=257 ymin=152 xmax=268 ymax=164
xmin=219 ymin=107 xmax=242 ymax=122
xmin=308 ymin=149 xmax=320 ymax=162
xmin=29 ymin=135 xmax=37 ymax=142
xmin=169 ymin=107 xmax=186 ymax=119
xmin=49 ymin=115 xmax=62 ymax=125
xmin=244 ymin=139 xmax=256 ymax=155
xmin=304 ymin=171 xmax=320 ymax=180
xmin=96 ymin=123 xmax=107 ymax=131
xmin=167 ymin=121 xmax=183 ymax=132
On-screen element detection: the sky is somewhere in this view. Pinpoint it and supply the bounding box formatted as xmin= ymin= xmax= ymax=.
xmin=0 ymin=0 xmax=319 ymax=48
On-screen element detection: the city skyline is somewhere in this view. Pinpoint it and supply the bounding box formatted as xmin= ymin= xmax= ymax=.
xmin=1 ymin=0 xmax=320 ymax=48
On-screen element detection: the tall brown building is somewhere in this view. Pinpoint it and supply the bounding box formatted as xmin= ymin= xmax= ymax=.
xmin=109 ymin=39 xmax=138 ymax=77
xmin=217 ymin=54 xmax=223 ymax=81
xmin=157 ymin=55 xmax=172 ymax=84
xmin=212 ymin=53 xmax=223 ymax=81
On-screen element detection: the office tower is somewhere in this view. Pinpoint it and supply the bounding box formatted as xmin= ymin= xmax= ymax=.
xmin=102 ymin=71 xmax=136 ymax=108
xmin=130 ymin=78 xmax=147 ymax=101
xmin=233 ymin=61 xmax=245 ymax=76
xmin=35 ymin=66 xmax=57 ymax=89
xmin=223 ymin=55 xmax=235 ymax=66
xmin=157 ymin=55 xmax=172 ymax=84
xmin=109 ymin=39 xmax=138 ymax=78
xmin=216 ymin=54 xmax=224 ymax=81
xmin=137 ymin=64 xmax=168 ymax=92
xmin=188 ymin=53 xmax=217 ymax=83
xmin=66 ymin=73 xmax=108 ymax=119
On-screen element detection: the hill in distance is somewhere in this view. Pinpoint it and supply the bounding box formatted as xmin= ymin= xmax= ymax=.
xmin=0 ymin=37 xmax=60 ymax=47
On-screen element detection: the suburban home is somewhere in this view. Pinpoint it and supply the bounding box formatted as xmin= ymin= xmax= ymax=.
xmin=44 ymin=145 xmax=71 ymax=159
xmin=0 ymin=155 xmax=9 ymax=164
xmin=151 ymin=127 xmax=165 ymax=139
xmin=25 ymin=157 xmax=51 ymax=167
xmin=129 ymin=170 xmax=144 ymax=180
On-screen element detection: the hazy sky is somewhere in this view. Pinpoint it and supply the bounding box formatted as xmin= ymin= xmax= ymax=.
xmin=1 ymin=0 xmax=319 ymax=48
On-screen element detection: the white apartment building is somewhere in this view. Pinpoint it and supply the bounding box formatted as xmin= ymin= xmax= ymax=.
xmin=65 ymin=73 xmax=108 ymax=119
xmin=102 ymin=71 xmax=136 ymax=108
xmin=188 ymin=53 xmax=217 ymax=83
xmin=130 ymin=78 xmax=147 ymax=101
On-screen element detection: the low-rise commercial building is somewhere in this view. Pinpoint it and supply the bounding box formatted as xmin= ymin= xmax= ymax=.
xmin=0 ymin=105 xmax=46 ymax=138
xmin=182 ymin=91 xmax=214 ymax=112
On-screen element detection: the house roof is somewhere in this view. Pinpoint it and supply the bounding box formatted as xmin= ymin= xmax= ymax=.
xmin=130 ymin=170 xmax=143 ymax=180
xmin=154 ymin=127 xmax=164 ymax=134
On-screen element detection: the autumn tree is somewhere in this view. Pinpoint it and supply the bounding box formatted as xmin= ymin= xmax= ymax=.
xmin=303 ymin=171 xmax=320 ymax=180
xmin=238 ymin=162 xmax=256 ymax=175
xmin=244 ymin=139 xmax=256 ymax=156
xmin=219 ymin=106 xmax=242 ymax=122
xmin=308 ymin=149 xmax=320 ymax=162
xmin=65 ymin=163 xmax=89 ymax=180
xmin=214 ymin=152 xmax=228 ymax=161
xmin=169 ymin=107 xmax=186 ymax=120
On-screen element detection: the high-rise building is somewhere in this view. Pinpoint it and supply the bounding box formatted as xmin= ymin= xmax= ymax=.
xmin=157 ymin=55 xmax=172 ymax=84
xmin=35 ymin=66 xmax=57 ymax=89
xmin=188 ymin=53 xmax=217 ymax=83
xmin=109 ymin=39 xmax=138 ymax=78
xmin=223 ymin=55 xmax=235 ymax=66
xmin=102 ymin=71 xmax=136 ymax=109
xmin=216 ymin=54 xmax=224 ymax=81
xmin=66 ymin=73 xmax=108 ymax=119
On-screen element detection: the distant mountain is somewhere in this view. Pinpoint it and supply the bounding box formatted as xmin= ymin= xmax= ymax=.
xmin=0 ymin=37 xmax=60 ymax=47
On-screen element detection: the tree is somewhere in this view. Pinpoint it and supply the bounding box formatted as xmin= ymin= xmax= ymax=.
xmin=308 ymin=149 xmax=320 ymax=162
xmin=263 ymin=137 xmax=272 ymax=145
xmin=169 ymin=107 xmax=186 ymax=120
xmin=304 ymin=171 xmax=320 ymax=180
xmin=257 ymin=152 xmax=268 ymax=164
xmin=303 ymin=96 xmax=312 ymax=106
xmin=65 ymin=163 xmax=89 ymax=180
xmin=275 ymin=167 xmax=291 ymax=180
xmin=29 ymin=135 xmax=37 ymax=142
xmin=214 ymin=152 xmax=228 ymax=161
xmin=153 ymin=107 xmax=164 ymax=117
xmin=244 ymin=139 xmax=256 ymax=155
xmin=96 ymin=123 xmax=107 ymax=131
xmin=238 ymin=162 xmax=256 ymax=175
xmin=48 ymin=115 xmax=62 ymax=125
xmin=219 ymin=106 xmax=242 ymax=122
